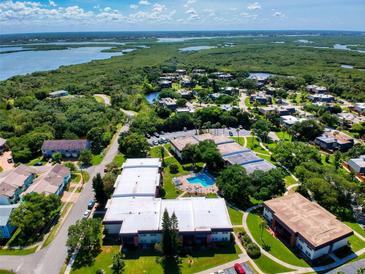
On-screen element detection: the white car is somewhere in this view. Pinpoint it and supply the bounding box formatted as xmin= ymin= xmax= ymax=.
xmin=83 ymin=210 xmax=91 ymax=219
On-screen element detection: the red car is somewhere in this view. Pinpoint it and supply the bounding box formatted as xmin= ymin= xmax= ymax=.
xmin=234 ymin=263 xmax=245 ymax=274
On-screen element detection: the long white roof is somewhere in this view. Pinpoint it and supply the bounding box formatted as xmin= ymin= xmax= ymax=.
xmin=104 ymin=197 xmax=232 ymax=234
xmin=113 ymin=158 xmax=161 ymax=197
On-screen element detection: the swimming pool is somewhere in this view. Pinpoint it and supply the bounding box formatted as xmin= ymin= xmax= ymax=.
xmin=187 ymin=172 xmax=215 ymax=187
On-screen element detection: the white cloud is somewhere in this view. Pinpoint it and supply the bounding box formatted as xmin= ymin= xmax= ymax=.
xmin=240 ymin=12 xmax=257 ymax=19
xmin=138 ymin=0 xmax=150 ymax=5
xmin=272 ymin=11 xmax=284 ymax=17
xmin=229 ymin=8 xmax=237 ymax=11
xmin=203 ymin=8 xmax=215 ymax=17
xmin=184 ymin=0 xmax=197 ymax=8
xmin=130 ymin=4 xmax=139 ymax=9
xmin=49 ymin=0 xmax=56 ymax=7
xmin=186 ymin=8 xmax=199 ymax=20
xmin=247 ymin=2 xmax=261 ymax=10
xmin=104 ymin=7 xmax=112 ymax=12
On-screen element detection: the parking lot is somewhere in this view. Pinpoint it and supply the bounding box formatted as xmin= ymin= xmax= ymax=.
xmin=147 ymin=128 xmax=251 ymax=146
xmin=221 ymin=262 xmax=254 ymax=274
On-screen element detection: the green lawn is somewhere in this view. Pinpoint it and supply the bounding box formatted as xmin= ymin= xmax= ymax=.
xmin=149 ymin=145 xmax=170 ymax=158
xmin=344 ymin=222 xmax=365 ymax=238
xmin=348 ymin=235 xmax=365 ymax=252
xmin=27 ymin=156 xmax=47 ymax=166
xmin=0 ymin=270 xmax=15 ymax=274
xmin=284 ymin=175 xmax=297 ymax=187
xmin=112 ymin=153 xmax=125 ymax=167
xmin=247 ymin=212 xmax=310 ymax=267
xmin=91 ymin=154 xmax=103 ymax=165
xmin=228 ymin=207 xmax=243 ymax=225
xmin=72 ymin=244 xmax=241 ymax=274
xmin=253 ymin=253 xmax=293 ymax=274
xmin=246 ymin=137 xmax=270 ymax=155
xmin=245 ymin=97 xmax=251 ymax=108
xmin=163 ymin=156 xmax=189 ymax=199
xmin=81 ymin=171 xmax=90 ymax=183
xmin=276 ymin=131 xmax=292 ymax=141
xmin=71 ymin=173 xmax=81 ymax=184
xmin=0 ymin=246 xmax=37 ymax=256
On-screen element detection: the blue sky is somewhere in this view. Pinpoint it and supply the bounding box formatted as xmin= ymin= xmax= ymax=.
xmin=0 ymin=0 xmax=364 ymax=34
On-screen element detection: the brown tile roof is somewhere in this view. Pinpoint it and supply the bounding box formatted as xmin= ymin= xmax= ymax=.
xmin=264 ymin=193 xmax=353 ymax=248
xmin=41 ymin=140 xmax=89 ymax=151
xmin=170 ymin=136 xmax=199 ymax=151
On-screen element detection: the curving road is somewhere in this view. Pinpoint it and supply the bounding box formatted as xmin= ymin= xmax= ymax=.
xmin=0 ymin=124 xmax=129 ymax=274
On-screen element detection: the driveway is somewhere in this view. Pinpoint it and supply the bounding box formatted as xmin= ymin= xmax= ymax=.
xmin=147 ymin=128 xmax=251 ymax=146
xmin=0 ymin=125 xmax=129 ymax=274
xmin=93 ymin=94 xmax=111 ymax=106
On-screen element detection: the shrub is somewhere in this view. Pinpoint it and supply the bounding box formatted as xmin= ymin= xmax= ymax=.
xmin=169 ymin=163 xmax=179 ymax=174
xmin=246 ymin=242 xmax=261 ymax=259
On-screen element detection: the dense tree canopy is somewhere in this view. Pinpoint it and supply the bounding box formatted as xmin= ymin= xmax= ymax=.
xmin=118 ymin=132 xmax=149 ymax=158
xmin=272 ymin=141 xmax=321 ymax=170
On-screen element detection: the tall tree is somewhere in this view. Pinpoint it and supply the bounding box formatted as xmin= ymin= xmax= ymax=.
xmin=92 ymin=173 xmax=107 ymax=206
xmin=111 ymin=253 xmax=125 ymax=274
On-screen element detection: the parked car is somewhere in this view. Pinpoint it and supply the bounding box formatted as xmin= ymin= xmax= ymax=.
xmin=83 ymin=210 xmax=91 ymax=219
xmin=145 ymin=133 xmax=151 ymax=138
xmin=88 ymin=200 xmax=95 ymax=210
xmin=153 ymin=132 xmax=160 ymax=138
xmin=158 ymin=139 xmax=164 ymax=144
xmin=229 ymin=131 xmax=233 ymax=136
xmin=234 ymin=263 xmax=245 ymax=274
xmin=152 ymin=140 xmax=158 ymax=146
xmin=161 ymin=137 xmax=167 ymax=143
xmin=160 ymin=131 xmax=165 ymax=135
xmin=7 ymin=158 xmax=13 ymax=164
xmin=33 ymin=162 xmax=43 ymax=166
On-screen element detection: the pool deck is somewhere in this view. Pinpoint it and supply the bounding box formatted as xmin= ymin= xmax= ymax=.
xmin=174 ymin=173 xmax=218 ymax=194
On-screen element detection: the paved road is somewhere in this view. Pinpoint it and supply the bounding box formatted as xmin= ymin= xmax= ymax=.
xmin=147 ymin=128 xmax=251 ymax=145
xmin=327 ymin=257 xmax=365 ymax=274
xmin=0 ymin=125 xmax=128 ymax=274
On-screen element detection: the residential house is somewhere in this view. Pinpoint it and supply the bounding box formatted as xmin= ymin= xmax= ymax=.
xmin=306 ymin=85 xmax=328 ymax=94
xmin=259 ymin=106 xmax=296 ymax=116
xmin=41 ymin=139 xmax=90 ymax=158
xmin=0 ymin=165 xmax=35 ymax=205
xmin=309 ymin=94 xmax=335 ymax=103
xmin=250 ymin=93 xmax=272 ymax=105
xmin=49 ymin=90 xmax=68 ymax=98
xmin=210 ymin=93 xmax=223 ymax=100
xmin=280 ymin=115 xmax=302 ymax=127
xmin=158 ymin=80 xmax=172 ymax=89
xmin=337 ymin=113 xmax=365 ymax=127
xmin=354 ymin=103 xmax=365 ymax=115
xmin=263 ymin=193 xmax=353 ymax=261
xmin=315 ymin=130 xmax=354 ymax=152
xmin=211 ymin=72 xmax=233 ymax=80
xmin=22 ymin=164 xmax=71 ymax=197
xmin=0 ymin=204 xmax=18 ymax=239
xmin=223 ymin=87 xmax=239 ymax=95
xmin=0 ymin=138 xmax=6 ymax=153
xmin=103 ymin=158 xmax=233 ymax=246
xmin=348 ymin=155 xmax=365 ymax=175
xmin=176 ymin=69 xmax=187 ymax=76
xmin=158 ymin=97 xmax=177 ymax=110
xmin=192 ymin=68 xmax=206 ymax=76
xmin=177 ymin=89 xmax=194 ymax=99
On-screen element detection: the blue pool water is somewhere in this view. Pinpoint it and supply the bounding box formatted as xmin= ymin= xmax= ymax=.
xmin=187 ymin=173 xmax=215 ymax=187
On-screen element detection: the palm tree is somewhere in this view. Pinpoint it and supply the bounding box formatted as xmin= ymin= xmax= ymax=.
xmin=259 ymin=218 xmax=268 ymax=244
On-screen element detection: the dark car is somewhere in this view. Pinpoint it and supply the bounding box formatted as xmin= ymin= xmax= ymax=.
xmin=33 ymin=162 xmax=43 ymax=166
xmin=158 ymin=139 xmax=164 ymax=144
xmin=87 ymin=200 xmax=95 ymax=210
xmin=234 ymin=263 xmax=245 ymax=274
xmin=7 ymin=158 xmax=13 ymax=164
xmin=229 ymin=131 xmax=233 ymax=136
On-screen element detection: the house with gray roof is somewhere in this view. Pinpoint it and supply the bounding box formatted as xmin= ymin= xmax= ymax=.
xmin=0 ymin=204 xmax=18 ymax=238
xmin=0 ymin=165 xmax=35 ymax=205
xmin=22 ymin=164 xmax=71 ymax=197
xmin=348 ymin=155 xmax=365 ymax=175
xmin=41 ymin=139 xmax=90 ymax=158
